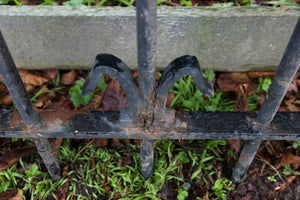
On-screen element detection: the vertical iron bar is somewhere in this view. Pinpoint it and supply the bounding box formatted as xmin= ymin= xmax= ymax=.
xmin=233 ymin=18 xmax=300 ymax=183
xmin=0 ymin=31 xmax=61 ymax=181
xmin=136 ymin=0 xmax=157 ymax=179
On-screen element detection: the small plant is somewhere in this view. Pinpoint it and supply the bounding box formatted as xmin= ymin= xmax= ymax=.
xmin=177 ymin=188 xmax=189 ymax=200
xmin=180 ymin=0 xmax=193 ymax=6
xmin=30 ymin=86 xmax=63 ymax=103
xmin=211 ymin=178 xmax=233 ymax=199
xmin=177 ymin=183 xmax=191 ymax=200
xmin=290 ymin=140 xmax=300 ymax=149
xmin=263 ymin=0 xmax=299 ymax=7
xmin=170 ymin=70 xmax=234 ymax=111
xmin=0 ymin=0 xmax=10 ymax=5
xmin=247 ymin=93 xmax=263 ymax=111
xmin=282 ymin=164 xmax=300 ymax=176
xmin=212 ymin=2 xmax=234 ymax=7
xmin=257 ymin=77 xmax=272 ymax=93
xmin=267 ymin=172 xmax=279 ymax=182
xmin=69 ymin=74 xmax=107 ymax=108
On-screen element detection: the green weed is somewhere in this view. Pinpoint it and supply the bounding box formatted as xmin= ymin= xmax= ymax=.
xmin=30 ymin=87 xmax=63 ymax=103
xmin=69 ymin=74 xmax=107 ymax=108
xmin=212 ymin=2 xmax=234 ymax=6
xmin=290 ymin=140 xmax=300 ymax=149
xmin=263 ymin=0 xmax=299 ymax=6
xmin=211 ymin=178 xmax=233 ymax=199
xmin=257 ymin=77 xmax=272 ymax=93
xmin=170 ymin=71 xmax=234 ymax=111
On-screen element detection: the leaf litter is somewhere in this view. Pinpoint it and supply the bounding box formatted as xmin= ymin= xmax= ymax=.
xmin=0 ymin=70 xmax=300 ymax=199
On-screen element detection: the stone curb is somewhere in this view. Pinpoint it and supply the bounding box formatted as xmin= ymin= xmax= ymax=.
xmin=0 ymin=6 xmax=299 ymax=71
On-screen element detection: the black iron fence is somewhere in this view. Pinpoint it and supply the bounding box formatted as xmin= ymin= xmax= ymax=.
xmin=0 ymin=1 xmax=299 ymax=183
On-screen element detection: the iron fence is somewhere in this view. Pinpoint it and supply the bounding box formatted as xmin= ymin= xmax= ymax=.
xmin=0 ymin=1 xmax=299 ymax=184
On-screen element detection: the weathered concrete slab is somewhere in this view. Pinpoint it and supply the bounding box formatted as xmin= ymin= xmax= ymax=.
xmin=0 ymin=6 xmax=299 ymax=71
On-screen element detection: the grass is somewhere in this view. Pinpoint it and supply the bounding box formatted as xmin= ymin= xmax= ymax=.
xmin=2 ymin=70 xmax=300 ymax=199
xmin=0 ymin=139 xmax=234 ymax=199
xmin=1 ymin=70 xmax=237 ymax=199
xmin=170 ymin=70 xmax=234 ymax=111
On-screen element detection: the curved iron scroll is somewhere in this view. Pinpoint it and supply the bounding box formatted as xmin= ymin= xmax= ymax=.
xmin=154 ymin=55 xmax=214 ymax=123
xmin=82 ymin=54 xmax=139 ymax=126
xmin=83 ymin=54 xmax=215 ymax=128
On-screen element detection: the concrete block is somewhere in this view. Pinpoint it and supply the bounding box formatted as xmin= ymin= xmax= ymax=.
xmin=0 ymin=6 xmax=299 ymax=71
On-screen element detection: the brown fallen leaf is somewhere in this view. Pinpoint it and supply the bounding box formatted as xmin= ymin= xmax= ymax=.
xmin=166 ymin=92 xmax=174 ymax=108
xmin=47 ymin=94 xmax=73 ymax=110
xmin=18 ymin=69 xmax=49 ymax=87
xmin=234 ymin=84 xmax=249 ymax=112
xmin=102 ymin=79 xmax=128 ymax=111
xmin=227 ymin=72 xmax=251 ymax=83
xmin=61 ymin=70 xmax=77 ymax=85
xmin=0 ymin=189 xmax=23 ymax=200
xmin=248 ymin=71 xmax=276 ymax=79
xmin=34 ymin=87 xmax=56 ymax=108
xmin=279 ymin=99 xmax=300 ymax=112
xmin=55 ymin=180 xmax=69 ymax=200
xmin=80 ymin=94 xmax=102 ymax=111
xmin=275 ymin=150 xmax=300 ymax=169
xmin=217 ymin=73 xmax=240 ymax=92
xmin=8 ymin=189 xmax=23 ymax=200
xmin=227 ymin=139 xmax=241 ymax=153
xmin=0 ymin=85 xmax=35 ymax=107
xmin=0 ymin=145 xmax=37 ymax=171
xmin=202 ymin=195 xmax=210 ymax=200
xmin=0 ymin=83 xmax=7 ymax=96
xmin=40 ymin=70 xmax=58 ymax=81
xmin=0 ymin=94 xmax=13 ymax=106
xmin=275 ymin=175 xmax=296 ymax=192
xmin=287 ymin=79 xmax=298 ymax=96
xmin=91 ymin=139 xmax=109 ymax=148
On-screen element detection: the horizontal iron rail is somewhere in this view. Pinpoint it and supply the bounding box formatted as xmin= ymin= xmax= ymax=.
xmin=1 ymin=109 xmax=300 ymax=140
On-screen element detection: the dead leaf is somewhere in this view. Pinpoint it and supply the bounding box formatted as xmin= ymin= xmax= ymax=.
xmin=275 ymin=150 xmax=300 ymax=169
xmin=279 ymin=99 xmax=300 ymax=112
xmin=227 ymin=139 xmax=241 ymax=153
xmin=102 ymin=79 xmax=128 ymax=111
xmin=41 ymin=70 xmax=58 ymax=81
xmin=202 ymin=195 xmax=210 ymax=200
xmin=287 ymin=79 xmax=298 ymax=95
xmin=217 ymin=73 xmax=240 ymax=92
xmin=0 ymin=85 xmax=34 ymax=107
xmin=166 ymin=92 xmax=174 ymax=108
xmin=0 ymin=145 xmax=37 ymax=171
xmin=276 ymin=175 xmax=296 ymax=192
xmin=61 ymin=70 xmax=77 ymax=85
xmin=0 ymin=189 xmax=23 ymax=200
xmin=0 ymin=83 xmax=7 ymax=96
xmin=248 ymin=71 xmax=276 ymax=79
xmin=18 ymin=70 xmax=49 ymax=87
xmin=227 ymin=72 xmax=251 ymax=83
xmin=91 ymin=139 xmax=109 ymax=147
xmin=55 ymin=180 xmax=69 ymax=200
xmin=47 ymin=96 xmax=73 ymax=110
xmin=234 ymin=84 xmax=249 ymax=112
xmin=9 ymin=190 xmax=23 ymax=200
xmin=80 ymin=94 xmax=102 ymax=110
xmin=1 ymin=94 xmax=13 ymax=106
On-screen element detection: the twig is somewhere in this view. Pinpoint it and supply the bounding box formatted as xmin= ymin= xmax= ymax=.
xmin=79 ymin=164 xmax=91 ymax=200
xmin=73 ymin=139 xmax=95 ymax=163
xmin=255 ymin=154 xmax=285 ymax=182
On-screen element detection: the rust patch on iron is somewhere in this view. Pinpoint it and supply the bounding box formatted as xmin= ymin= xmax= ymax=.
xmin=8 ymin=111 xmax=24 ymax=130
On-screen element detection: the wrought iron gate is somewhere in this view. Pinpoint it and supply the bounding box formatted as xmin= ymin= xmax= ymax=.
xmin=0 ymin=1 xmax=300 ymax=184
